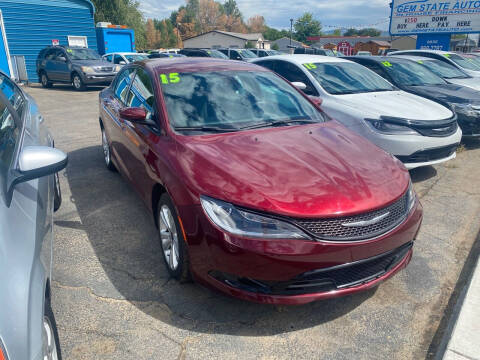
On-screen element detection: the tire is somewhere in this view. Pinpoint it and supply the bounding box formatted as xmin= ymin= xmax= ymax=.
xmin=157 ymin=193 xmax=190 ymax=282
xmin=40 ymin=72 xmax=53 ymax=88
xmin=72 ymin=73 xmax=86 ymax=91
xmin=101 ymin=127 xmax=116 ymax=172
xmin=43 ymin=298 xmax=62 ymax=360
xmin=53 ymin=172 xmax=62 ymax=212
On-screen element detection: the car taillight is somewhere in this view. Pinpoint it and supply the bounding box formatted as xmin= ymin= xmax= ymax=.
xmin=0 ymin=343 xmax=7 ymax=360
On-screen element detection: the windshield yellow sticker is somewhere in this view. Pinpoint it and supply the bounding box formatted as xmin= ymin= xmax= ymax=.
xmin=303 ymin=63 xmax=317 ymax=70
xmin=160 ymin=73 xmax=180 ymax=84
xmin=382 ymin=61 xmax=393 ymax=67
xmin=444 ymin=53 xmax=451 ymax=58
xmin=66 ymin=49 xmax=73 ymax=54
xmin=417 ymin=60 xmax=424 ymax=64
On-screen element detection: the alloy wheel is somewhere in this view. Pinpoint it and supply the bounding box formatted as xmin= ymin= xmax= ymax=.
xmin=73 ymin=76 xmax=82 ymax=89
xmin=159 ymin=205 xmax=180 ymax=271
xmin=42 ymin=316 xmax=59 ymax=360
xmin=102 ymin=130 xmax=110 ymax=166
xmin=42 ymin=74 xmax=48 ymax=87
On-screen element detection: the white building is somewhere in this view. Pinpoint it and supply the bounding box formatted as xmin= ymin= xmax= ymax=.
xmin=183 ymin=30 xmax=270 ymax=49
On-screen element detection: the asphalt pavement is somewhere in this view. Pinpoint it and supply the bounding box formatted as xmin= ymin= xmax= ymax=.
xmin=24 ymin=83 xmax=480 ymax=360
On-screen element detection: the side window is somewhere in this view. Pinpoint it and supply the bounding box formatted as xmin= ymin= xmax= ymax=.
xmin=106 ymin=55 xmax=113 ymax=62
xmin=0 ymin=74 xmax=25 ymax=117
xmin=231 ymin=51 xmax=242 ymax=60
xmin=55 ymin=50 xmax=67 ymax=61
xmin=114 ymin=68 xmax=135 ymax=104
xmin=275 ymin=61 xmax=319 ymax=96
xmin=45 ymin=49 xmax=57 ymax=60
xmin=114 ymin=55 xmax=124 ymax=64
xmin=365 ymin=63 xmax=386 ymax=78
xmin=255 ymin=60 xmax=275 ymax=71
xmin=0 ymin=76 xmax=21 ymax=187
xmin=126 ymin=68 xmax=155 ymax=120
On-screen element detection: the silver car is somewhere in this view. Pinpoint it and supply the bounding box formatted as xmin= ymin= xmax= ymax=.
xmin=252 ymin=55 xmax=462 ymax=169
xmin=0 ymin=72 xmax=67 ymax=359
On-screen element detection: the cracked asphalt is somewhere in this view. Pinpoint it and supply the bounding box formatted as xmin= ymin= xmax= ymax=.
xmin=24 ymin=83 xmax=480 ymax=360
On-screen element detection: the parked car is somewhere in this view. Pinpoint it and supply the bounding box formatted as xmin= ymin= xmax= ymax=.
xmin=0 ymin=71 xmax=67 ymax=359
xmin=178 ymin=48 xmax=229 ymax=59
xmin=349 ymin=56 xmax=480 ymax=137
xmin=102 ymin=52 xmax=149 ymax=65
xmin=148 ymin=52 xmax=186 ymax=59
xmin=217 ymin=48 xmax=258 ymax=61
xmin=250 ymin=49 xmax=283 ymax=57
xmin=99 ymin=58 xmax=422 ymax=305
xmin=252 ymin=55 xmax=462 ymax=169
xmin=294 ymin=47 xmax=335 ymax=56
xmin=461 ymin=53 xmax=480 ymax=68
xmin=356 ymin=51 xmax=372 ymax=56
xmin=389 ymin=55 xmax=480 ymax=92
xmin=379 ymin=48 xmax=399 ymax=56
xmin=390 ymin=50 xmax=480 ymax=77
xmin=37 ymin=46 xmax=120 ymax=91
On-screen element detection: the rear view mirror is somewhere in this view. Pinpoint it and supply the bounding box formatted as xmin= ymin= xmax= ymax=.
xmin=7 ymin=146 xmax=68 ymax=204
xmin=119 ymin=61 xmax=127 ymax=65
xmin=120 ymin=107 xmax=147 ymax=123
xmin=292 ymin=82 xmax=307 ymax=90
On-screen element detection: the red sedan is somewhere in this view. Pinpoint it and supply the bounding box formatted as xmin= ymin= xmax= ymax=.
xmin=99 ymin=58 xmax=423 ymax=305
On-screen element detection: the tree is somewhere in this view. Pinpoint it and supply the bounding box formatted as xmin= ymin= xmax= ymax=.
xmin=333 ymin=29 xmax=342 ymax=36
xmin=344 ymin=28 xmax=381 ymax=37
xmin=247 ymin=15 xmax=266 ymax=33
xmin=271 ymin=43 xmax=279 ymax=50
xmin=223 ymin=0 xmax=242 ymax=19
xmin=245 ymin=41 xmax=255 ymax=48
xmin=146 ymin=19 xmax=160 ymax=48
xmin=91 ymin=0 xmax=147 ymax=49
xmin=294 ymin=13 xmax=321 ymax=44
xmin=263 ymin=26 xmax=289 ymax=41
xmin=197 ymin=0 xmax=227 ymax=33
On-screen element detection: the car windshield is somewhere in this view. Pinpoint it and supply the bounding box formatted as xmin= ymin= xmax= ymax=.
xmin=463 ymin=55 xmax=480 ymax=68
xmin=237 ymin=49 xmax=257 ymax=58
xmin=125 ymin=54 xmax=148 ymax=62
xmin=306 ymin=62 xmax=395 ymax=95
xmin=206 ymin=50 xmax=229 ymax=59
xmin=267 ymin=50 xmax=282 ymax=56
xmin=382 ymin=60 xmax=446 ymax=86
xmin=66 ymin=48 xmax=101 ymax=60
xmin=421 ymin=59 xmax=470 ymax=79
xmin=160 ymin=71 xmax=324 ymax=132
xmin=446 ymin=53 xmax=480 ymax=71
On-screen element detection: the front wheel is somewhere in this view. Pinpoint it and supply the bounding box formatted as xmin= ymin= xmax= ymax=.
xmin=40 ymin=73 xmax=53 ymax=88
xmin=43 ymin=299 xmax=62 ymax=360
xmin=53 ymin=172 xmax=62 ymax=212
xmin=158 ymin=194 xmax=190 ymax=282
xmin=72 ymin=73 xmax=85 ymax=91
xmin=101 ymin=128 xmax=116 ymax=171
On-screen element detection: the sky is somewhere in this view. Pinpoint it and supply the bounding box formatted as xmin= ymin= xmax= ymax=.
xmin=138 ymin=0 xmax=392 ymax=31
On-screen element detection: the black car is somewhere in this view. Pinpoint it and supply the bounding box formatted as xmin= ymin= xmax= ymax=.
xmin=178 ymin=48 xmax=228 ymax=59
xmin=147 ymin=52 xmax=186 ymax=59
xmin=293 ymin=47 xmax=334 ymax=56
xmin=250 ymin=49 xmax=282 ymax=57
xmin=36 ymin=46 xmax=119 ymax=91
xmin=217 ymin=48 xmax=258 ymax=61
xmin=349 ymin=56 xmax=480 ymax=137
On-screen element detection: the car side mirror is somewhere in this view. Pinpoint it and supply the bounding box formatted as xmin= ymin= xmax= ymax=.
xmin=57 ymin=56 xmax=67 ymax=62
xmin=120 ymin=107 xmax=148 ymax=123
xmin=7 ymin=146 xmax=68 ymax=204
xmin=292 ymin=82 xmax=307 ymax=90
xmin=119 ymin=61 xmax=127 ymax=65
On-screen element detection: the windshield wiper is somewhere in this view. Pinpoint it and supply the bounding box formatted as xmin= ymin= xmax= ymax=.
xmin=240 ymin=119 xmax=319 ymax=130
xmin=174 ymin=126 xmax=239 ymax=133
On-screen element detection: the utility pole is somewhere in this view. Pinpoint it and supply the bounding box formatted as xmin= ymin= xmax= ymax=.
xmin=290 ymin=18 xmax=294 ymax=46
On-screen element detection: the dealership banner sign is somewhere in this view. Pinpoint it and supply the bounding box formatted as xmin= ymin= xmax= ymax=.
xmin=390 ymin=0 xmax=480 ymax=35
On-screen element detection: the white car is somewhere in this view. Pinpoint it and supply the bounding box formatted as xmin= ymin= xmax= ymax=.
xmin=390 ymin=55 xmax=480 ymax=92
xmin=390 ymin=50 xmax=480 ymax=78
xmin=102 ymin=52 xmax=149 ymax=65
xmin=252 ymin=55 xmax=462 ymax=169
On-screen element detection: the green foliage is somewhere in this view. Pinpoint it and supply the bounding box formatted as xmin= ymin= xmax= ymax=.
xmin=294 ymin=13 xmax=322 ymax=44
xmin=91 ymin=0 xmax=146 ymax=49
xmin=245 ymin=41 xmax=255 ymax=48
xmin=344 ymin=28 xmax=381 ymax=37
xmin=333 ymin=29 xmax=342 ymax=36
xmin=223 ymin=0 xmax=243 ymax=19
xmin=271 ymin=43 xmax=279 ymax=51
xmin=263 ymin=26 xmax=290 ymax=41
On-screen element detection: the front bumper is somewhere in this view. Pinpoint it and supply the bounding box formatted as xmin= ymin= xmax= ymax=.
xmin=185 ymin=199 xmax=423 ymax=305
xmin=82 ymin=73 xmax=116 ymax=85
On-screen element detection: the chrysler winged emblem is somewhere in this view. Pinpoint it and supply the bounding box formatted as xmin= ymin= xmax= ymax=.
xmin=342 ymin=212 xmax=390 ymax=228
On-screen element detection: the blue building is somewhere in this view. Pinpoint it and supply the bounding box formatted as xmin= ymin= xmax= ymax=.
xmin=0 ymin=0 xmax=97 ymax=82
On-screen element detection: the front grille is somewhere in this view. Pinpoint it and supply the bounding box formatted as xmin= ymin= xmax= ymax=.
xmin=210 ymin=242 xmax=413 ymax=295
xmin=396 ymin=144 xmax=458 ymax=163
xmin=97 ymin=66 xmax=114 ymax=72
xmin=414 ymin=121 xmax=458 ymax=137
xmin=292 ymin=192 xmax=409 ymax=242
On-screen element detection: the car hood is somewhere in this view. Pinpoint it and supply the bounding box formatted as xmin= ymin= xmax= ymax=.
xmin=334 ymin=90 xmax=453 ymax=120
xmin=175 ymin=121 xmax=409 ymax=218
xmin=447 ymin=78 xmax=480 ymax=91
xmin=71 ymin=59 xmax=114 ymax=67
xmin=402 ymin=84 xmax=480 ymax=105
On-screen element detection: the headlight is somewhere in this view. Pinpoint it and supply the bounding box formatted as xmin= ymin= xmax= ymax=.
xmin=407 ymin=180 xmax=416 ymax=213
xmin=81 ymin=66 xmax=95 ymax=74
xmin=200 ymin=196 xmax=309 ymax=239
xmin=365 ymin=118 xmax=418 ymax=135
xmin=453 ymin=103 xmax=477 ymax=117
xmin=114 ymin=65 xmax=122 ymax=72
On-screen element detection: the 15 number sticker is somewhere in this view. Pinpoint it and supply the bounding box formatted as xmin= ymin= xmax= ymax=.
xmin=160 ymin=73 xmax=180 ymax=84
xmin=303 ymin=63 xmax=317 ymax=70
xmin=382 ymin=61 xmax=393 ymax=67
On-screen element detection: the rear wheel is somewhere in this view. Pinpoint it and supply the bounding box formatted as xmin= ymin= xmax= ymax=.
xmin=158 ymin=194 xmax=190 ymax=282
xmin=53 ymin=172 xmax=62 ymax=212
xmin=43 ymin=299 xmax=62 ymax=360
xmin=40 ymin=72 xmax=53 ymax=88
xmin=72 ymin=73 xmax=85 ymax=91
xmin=101 ymin=127 xmax=116 ymax=171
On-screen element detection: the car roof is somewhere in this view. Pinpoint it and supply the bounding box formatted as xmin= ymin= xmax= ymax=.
xmin=252 ymin=54 xmax=350 ymax=64
xmin=141 ymin=58 xmax=265 ymax=73
xmin=390 ymin=49 xmax=452 ymax=55
xmin=349 ymin=55 xmax=413 ymax=63
xmin=104 ymin=52 xmax=147 ymax=55
xmin=389 ymin=54 xmax=435 ymax=62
